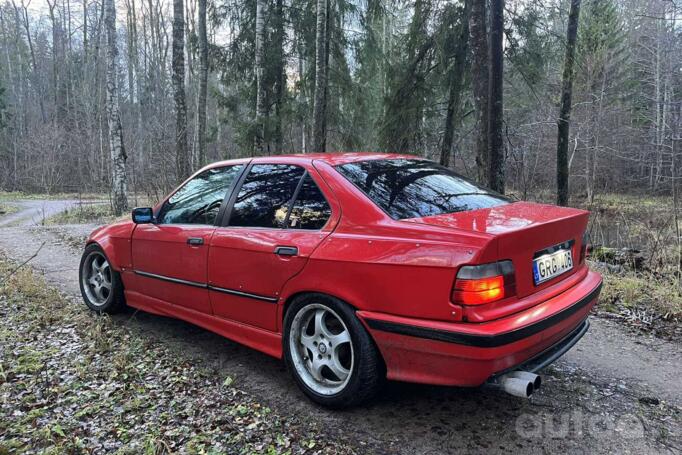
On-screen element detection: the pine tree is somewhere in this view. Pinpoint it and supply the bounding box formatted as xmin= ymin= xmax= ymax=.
xmin=438 ymin=0 xmax=470 ymax=167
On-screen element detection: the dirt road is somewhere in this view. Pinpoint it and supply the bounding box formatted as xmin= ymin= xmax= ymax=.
xmin=0 ymin=200 xmax=680 ymax=454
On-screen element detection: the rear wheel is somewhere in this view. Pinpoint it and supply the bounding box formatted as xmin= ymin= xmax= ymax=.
xmin=283 ymin=294 xmax=383 ymax=408
xmin=79 ymin=244 xmax=126 ymax=313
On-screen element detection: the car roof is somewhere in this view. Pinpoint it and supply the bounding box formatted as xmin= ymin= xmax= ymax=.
xmin=204 ymin=152 xmax=422 ymax=170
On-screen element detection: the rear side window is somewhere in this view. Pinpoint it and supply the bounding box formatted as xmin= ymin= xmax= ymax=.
xmin=229 ymin=164 xmax=305 ymax=228
xmin=336 ymin=159 xmax=508 ymax=220
xmin=287 ymin=175 xmax=331 ymax=230
xmin=159 ymin=165 xmax=243 ymax=225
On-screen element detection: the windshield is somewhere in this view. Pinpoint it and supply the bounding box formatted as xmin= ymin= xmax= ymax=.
xmin=335 ymin=159 xmax=509 ymax=220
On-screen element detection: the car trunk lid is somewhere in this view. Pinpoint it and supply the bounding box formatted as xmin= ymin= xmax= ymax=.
xmin=404 ymin=201 xmax=590 ymax=299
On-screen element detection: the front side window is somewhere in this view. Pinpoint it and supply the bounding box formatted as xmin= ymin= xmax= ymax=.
xmin=229 ymin=164 xmax=305 ymax=228
xmin=159 ymin=165 xmax=243 ymax=225
xmin=336 ymin=159 xmax=509 ymax=220
xmin=287 ymin=175 xmax=331 ymax=230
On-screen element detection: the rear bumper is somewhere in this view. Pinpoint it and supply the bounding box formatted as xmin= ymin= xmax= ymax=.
xmin=358 ymin=270 xmax=602 ymax=386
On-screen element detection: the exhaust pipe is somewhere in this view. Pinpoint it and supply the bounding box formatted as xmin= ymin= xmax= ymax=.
xmin=507 ymin=371 xmax=541 ymax=391
xmin=495 ymin=371 xmax=541 ymax=398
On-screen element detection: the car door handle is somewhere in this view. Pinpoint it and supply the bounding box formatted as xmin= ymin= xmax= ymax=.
xmin=187 ymin=237 xmax=204 ymax=246
xmin=274 ymin=246 xmax=298 ymax=256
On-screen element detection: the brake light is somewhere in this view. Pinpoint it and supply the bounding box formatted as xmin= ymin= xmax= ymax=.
xmin=451 ymin=261 xmax=515 ymax=306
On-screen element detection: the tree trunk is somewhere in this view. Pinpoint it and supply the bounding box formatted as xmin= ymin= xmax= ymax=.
xmin=15 ymin=0 xmax=46 ymax=123
xmin=173 ymin=0 xmax=190 ymax=179
xmin=440 ymin=0 xmax=470 ymax=168
xmin=469 ymin=0 xmax=488 ymax=184
xmin=311 ymin=0 xmax=328 ymax=153
xmin=47 ymin=0 xmax=59 ymax=110
xmin=297 ymin=37 xmax=307 ymax=153
xmin=254 ymin=0 xmax=267 ymax=153
xmin=104 ymin=0 xmax=129 ymax=215
xmin=488 ymin=0 xmax=504 ymax=193
xmin=197 ymin=0 xmax=208 ymax=165
xmin=556 ymin=0 xmax=581 ymax=206
xmin=273 ymin=0 xmax=285 ymax=153
xmin=82 ymin=0 xmax=87 ymax=64
xmin=125 ymin=0 xmax=136 ymax=103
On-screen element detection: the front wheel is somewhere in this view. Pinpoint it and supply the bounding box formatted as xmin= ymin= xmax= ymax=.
xmin=79 ymin=244 xmax=126 ymax=313
xmin=283 ymin=294 xmax=383 ymax=408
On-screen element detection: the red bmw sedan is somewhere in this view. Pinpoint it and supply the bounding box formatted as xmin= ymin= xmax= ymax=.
xmin=79 ymin=153 xmax=602 ymax=408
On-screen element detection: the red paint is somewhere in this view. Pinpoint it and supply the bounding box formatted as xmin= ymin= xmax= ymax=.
xmin=130 ymin=223 xmax=215 ymax=314
xmin=85 ymin=153 xmax=602 ymax=387
xmin=357 ymin=270 xmax=601 ymax=386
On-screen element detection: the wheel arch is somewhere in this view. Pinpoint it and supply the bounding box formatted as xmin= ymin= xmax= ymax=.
xmin=85 ymin=221 xmax=136 ymax=272
xmin=281 ymin=290 xmax=359 ymax=319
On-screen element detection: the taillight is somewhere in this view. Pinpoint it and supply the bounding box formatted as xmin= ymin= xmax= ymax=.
xmin=451 ymin=261 xmax=515 ymax=306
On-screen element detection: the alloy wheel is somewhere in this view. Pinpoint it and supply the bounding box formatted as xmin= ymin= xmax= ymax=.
xmin=81 ymin=251 xmax=112 ymax=307
xmin=289 ymin=303 xmax=354 ymax=396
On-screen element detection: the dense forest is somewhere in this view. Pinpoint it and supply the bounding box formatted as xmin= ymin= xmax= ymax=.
xmin=0 ymin=0 xmax=679 ymax=213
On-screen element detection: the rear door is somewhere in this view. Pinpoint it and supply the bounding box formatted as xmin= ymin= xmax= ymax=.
xmin=208 ymin=163 xmax=336 ymax=331
xmin=131 ymin=164 xmax=245 ymax=313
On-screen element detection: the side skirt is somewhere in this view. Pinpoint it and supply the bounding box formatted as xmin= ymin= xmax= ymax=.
xmin=124 ymin=290 xmax=283 ymax=359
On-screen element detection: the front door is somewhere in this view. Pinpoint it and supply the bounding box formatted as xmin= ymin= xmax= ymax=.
xmin=208 ymin=164 xmax=336 ymax=331
xmin=131 ymin=164 xmax=245 ymax=314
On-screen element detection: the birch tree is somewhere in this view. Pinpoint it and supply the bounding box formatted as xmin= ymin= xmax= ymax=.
xmin=173 ymin=0 xmax=190 ymax=179
xmin=311 ymin=0 xmax=328 ymax=153
xmin=104 ymin=0 xmax=128 ymax=214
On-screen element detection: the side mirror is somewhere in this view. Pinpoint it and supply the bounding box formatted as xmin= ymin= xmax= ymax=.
xmin=132 ymin=207 xmax=154 ymax=224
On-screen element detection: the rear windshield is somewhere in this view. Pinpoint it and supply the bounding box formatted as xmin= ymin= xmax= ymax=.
xmin=335 ymin=159 xmax=509 ymax=220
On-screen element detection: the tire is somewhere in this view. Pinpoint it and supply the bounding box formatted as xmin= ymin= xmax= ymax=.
xmin=79 ymin=243 xmax=126 ymax=313
xmin=283 ymin=293 xmax=384 ymax=408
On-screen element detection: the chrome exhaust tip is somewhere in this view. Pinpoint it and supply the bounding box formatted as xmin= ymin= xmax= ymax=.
xmin=507 ymin=371 xmax=542 ymax=391
xmin=494 ymin=371 xmax=541 ymax=398
xmin=500 ymin=376 xmax=534 ymax=398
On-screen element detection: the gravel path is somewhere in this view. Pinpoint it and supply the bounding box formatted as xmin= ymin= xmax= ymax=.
xmin=0 ymin=200 xmax=680 ymax=454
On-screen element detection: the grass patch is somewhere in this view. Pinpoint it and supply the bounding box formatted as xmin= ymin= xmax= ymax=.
xmin=598 ymin=268 xmax=682 ymax=319
xmin=0 ymin=259 xmax=358 ymax=454
xmin=0 ymin=203 xmax=18 ymax=217
xmin=0 ymin=191 xmax=109 ymax=202
xmin=45 ymin=203 xmax=120 ymax=225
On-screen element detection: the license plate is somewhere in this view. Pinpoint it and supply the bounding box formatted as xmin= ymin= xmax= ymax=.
xmin=532 ymin=249 xmax=573 ymax=285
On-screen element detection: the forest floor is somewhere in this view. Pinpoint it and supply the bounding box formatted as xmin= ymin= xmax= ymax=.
xmin=0 ymin=198 xmax=680 ymax=454
xmin=0 ymin=260 xmax=357 ymax=454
